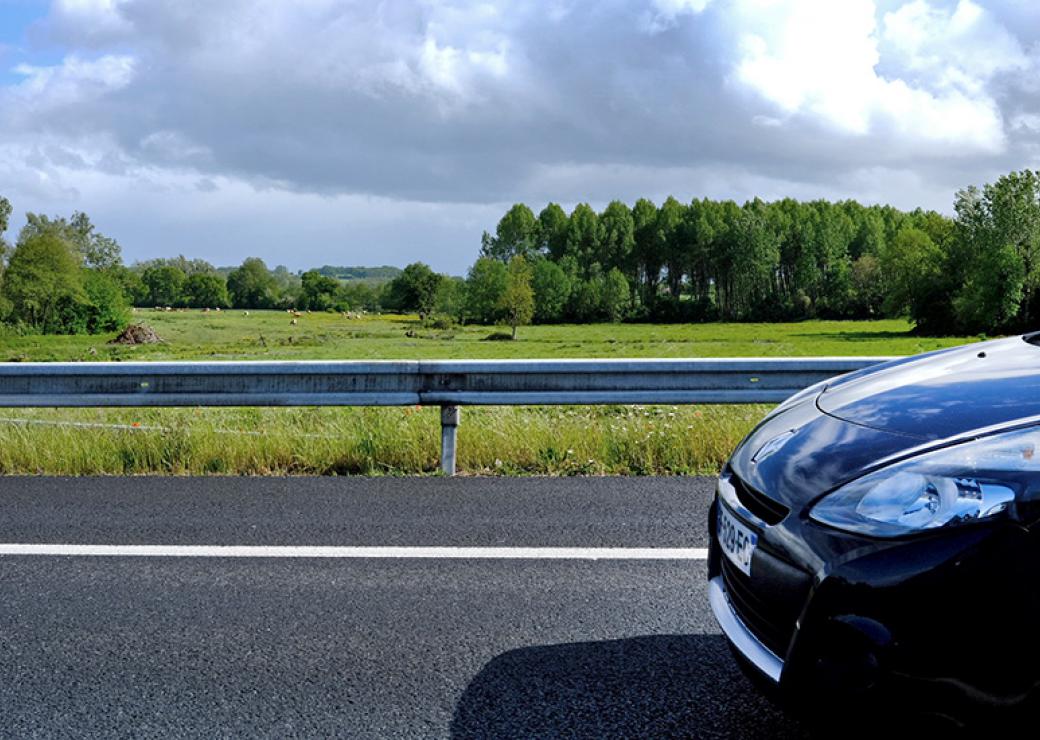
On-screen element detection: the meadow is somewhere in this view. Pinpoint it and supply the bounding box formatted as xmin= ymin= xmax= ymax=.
xmin=0 ymin=312 xmax=983 ymax=476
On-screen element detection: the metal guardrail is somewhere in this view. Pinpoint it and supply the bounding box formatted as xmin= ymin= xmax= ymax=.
xmin=0 ymin=358 xmax=892 ymax=474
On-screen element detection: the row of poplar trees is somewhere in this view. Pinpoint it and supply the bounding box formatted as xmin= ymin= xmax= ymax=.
xmin=478 ymin=169 xmax=1040 ymax=334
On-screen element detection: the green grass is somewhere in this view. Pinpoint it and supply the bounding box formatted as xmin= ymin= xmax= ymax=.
xmin=0 ymin=405 xmax=766 ymax=476
xmin=0 ymin=311 xmax=977 ymax=362
xmin=0 ymin=313 xmax=985 ymax=476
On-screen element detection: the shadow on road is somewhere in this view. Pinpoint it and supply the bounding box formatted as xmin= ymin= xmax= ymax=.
xmin=451 ymin=634 xmax=808 ymax=739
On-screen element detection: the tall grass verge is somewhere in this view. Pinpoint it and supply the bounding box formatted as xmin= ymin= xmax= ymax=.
xmin=0 ymin=405 xmax=768 ymax=476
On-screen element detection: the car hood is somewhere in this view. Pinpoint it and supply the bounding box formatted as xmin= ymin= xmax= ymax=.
xmin=729 ymin=334 xmax=1040 ymax=508
xmin=818 ymin=335 xmax=1040 ymax=440
xmin=730 ymin=396 xmax=920 ymax=507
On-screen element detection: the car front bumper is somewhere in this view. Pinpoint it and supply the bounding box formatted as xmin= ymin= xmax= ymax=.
xmin=707 ymin=466 xmax=1040 ymax=724
xmin=708 ymin=574 xmax=783 ymax=682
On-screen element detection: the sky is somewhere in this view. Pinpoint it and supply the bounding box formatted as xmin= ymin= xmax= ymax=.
xmin=1 ymin=0 xmax=1039 ymax=274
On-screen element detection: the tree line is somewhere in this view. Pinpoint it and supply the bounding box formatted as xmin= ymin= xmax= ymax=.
xmin=0 ymin=202 xmax=395 ymax=335
xmin=1 ymin=168 xmax=1038 ymax=336
xmin=379 ymin=169 xmax=1040 ymax=336
xmin=467 ymin=172 xmax=1040 ymax=334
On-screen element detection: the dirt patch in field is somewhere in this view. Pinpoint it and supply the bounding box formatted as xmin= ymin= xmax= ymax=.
xmin=109 ymin=323 xmax=163 ymax=345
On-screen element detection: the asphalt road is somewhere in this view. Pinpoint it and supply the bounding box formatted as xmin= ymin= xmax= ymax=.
xmin=0 ymin=476 xmax=808 ymax=739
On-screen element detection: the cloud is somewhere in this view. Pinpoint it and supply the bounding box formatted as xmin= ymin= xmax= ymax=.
xmin=8 ymin=53 xmax=134 ymax=105
xmin=729 ymin=0 xmax=1020 ymax=154
xmin=881 ymin=0 xmax=1028 ymax=83
xmin=643 ymin=0 xmax=714 ymax=32
xmin=41 ymin=0 xmax=133 ymax=46
xmin=0 ymin=0 xmax=1037 ymax=271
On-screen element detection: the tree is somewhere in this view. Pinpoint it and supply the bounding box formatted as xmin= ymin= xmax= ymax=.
xmin=135 ymin=255 xmax=217 ymax=277
xmin=656 ymin=196 xmax=686 ymax=298
xmin=482 ymin=204 xmax=539 ymax=261
xmin=850 ymin=254 xmax=884 ymax=317
xmin=569 ymin=270 xmax=605 ymax=322
xmin=879 ymin=227 xmax=946 ymax=330
xmin=110 ymin=265 xmax=147 ymax=306
xmin=19 ymin=211 xmax=122 ymax=270
xmin=564 ymin=203 xmax=599 ymax=269
xmin=339 ymin=281 xmax=380 ymax=311
xmin=434 ymin=276 xmax=468 ymax=323
xmin=953 ymin=240 xmax=1024 ymax=333
xmin=597 ymin=200 xmax=635 ymax=277
xmin=683 ymin=198 xmax=723 ymax=313
xmin=498 ymin=255 xmax=534 ymax=339
xmin=465 ymin=257 xmax=508 ymax=324
xmin=142 ymin=265 xmax=187 ymax=307
xmin=300 ymin=269 xmax=340 ymax=311
xmin=0 ymin=196 xmax=10 ymax=314
xmin=270 ymin=264 xmax=303 ymax=308
xmin=226 ymin=257 xmax=277 ymax=309
xmin=632 ymin=198 xmax=661 ymax=309
xmin=0 ymin=195 xmax=10 ymax=263
xmin=2 ymin=232 xmax=85 ymax=332
xmin=383 ymin=262 xmax=442 ymax=317
xmin=531 ymin=258 xmax=571 ymax=323
xmin=538 ymin=203 xmax=569 ymax=260
xmin=719 ymin=203 xmax=780 ymax=320
xmin=78 ymin=269 xmax=131 ymax=333
xmin=0 ymin=196 xmax=9 ymax=237
xmin=183 ymin=273 xmax=230 ymax=309
xmin=71 ymin=212 xmax=122 ymax=270
xmin=948 ymin=172 xmax=1040 ymax=332
xmin=808 ymin=201 xmax=855 ymax=317
xmin=601 ymin=267 xmax=630 ymax=322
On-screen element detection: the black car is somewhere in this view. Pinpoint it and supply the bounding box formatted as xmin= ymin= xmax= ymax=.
xmin=709 ymin=332 xmax=1040 ymax=729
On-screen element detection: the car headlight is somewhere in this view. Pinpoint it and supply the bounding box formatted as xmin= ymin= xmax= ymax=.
xmin=810 ymin=426 xmax=1040 ymax=537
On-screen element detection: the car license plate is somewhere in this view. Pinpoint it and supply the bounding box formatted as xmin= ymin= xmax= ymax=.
xmin=717 ymin=504 xmax=757 ymax=577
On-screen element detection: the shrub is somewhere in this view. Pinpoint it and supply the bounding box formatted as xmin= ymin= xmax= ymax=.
xmin=425 ymin=313 xmax=456 ymax=330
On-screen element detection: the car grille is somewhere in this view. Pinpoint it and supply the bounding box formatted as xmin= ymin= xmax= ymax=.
xmin=720 ymin=553 xmax=803 ymax=659
xmin=730 ymin=472 xmax=789 ymax=525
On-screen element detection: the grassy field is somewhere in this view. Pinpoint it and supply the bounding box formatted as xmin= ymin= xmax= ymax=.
xmin=0 ymin=310 xmax=977 ymax=361
xmin=0 ymin=313 xmax=984 ymax=476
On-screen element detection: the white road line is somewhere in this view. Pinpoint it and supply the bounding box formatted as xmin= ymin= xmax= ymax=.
xmin=0 ymin=544 xmax=708 ymax=560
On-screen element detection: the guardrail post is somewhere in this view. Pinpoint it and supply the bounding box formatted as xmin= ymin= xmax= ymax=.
xmin=440 ymin=405 xmax=460 ymax=475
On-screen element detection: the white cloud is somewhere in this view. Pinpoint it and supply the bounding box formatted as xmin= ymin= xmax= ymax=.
xmin=418 ymin=33 xmax=510 ymax=100
xmin=730 ymin=0 xmax=1013 ymax=154
xmin=3 ymin=54 xmax=135 ymax=131
xmin=882 ymin=0 xmax=1027 ymax=84
xmin=10 ymin=53 xmax=133 ymax=98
